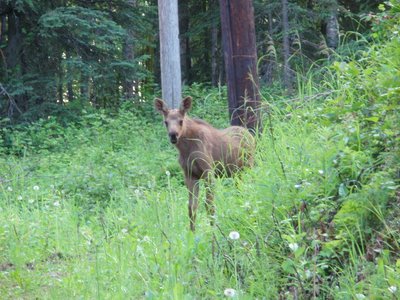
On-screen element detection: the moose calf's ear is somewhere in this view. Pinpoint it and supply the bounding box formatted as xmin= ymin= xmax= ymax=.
xmin=180 ymin=96 xmax=192 ymax=114
xmin=154 ymin=98 xmax=168 ymax=115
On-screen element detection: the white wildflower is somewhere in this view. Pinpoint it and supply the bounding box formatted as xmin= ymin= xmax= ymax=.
xmin=121 ymin=228 xmax=128 ymax=234
xmin=355 ymin=294 xmax=366 ymax=300
xmin=17 ymin=195 xmax=23 ymax=200
xmin=33 ymin=185 xmax=40 ymax=191
xmin=388 ymin=286 xmax=397 ymax=294
xmin=288 ymin=243 xmax=299 ymax=252
xmin=224 ymin=288 xmax=236 ymax=297
xmin=294 ymin=184 xmax=302 ymax=189
xmin=7 ymin=186 xmax=12 ymax=192
xmin=229 ymin=231 xmax=240 ymax=240
xmin=305 ymin=269 xmax=313 ymax=279
xmin=142 ymin=235 xmax=151 ymax=242
xmin=318 ymin=170 xmax=324 ymax=175
xmin=28 ymin=199 xmax=35 ymax=204
xmin=53 ymin=201 xmax=60 ymax=207
xmin=165 ymin=170 xmax=171 ymax=177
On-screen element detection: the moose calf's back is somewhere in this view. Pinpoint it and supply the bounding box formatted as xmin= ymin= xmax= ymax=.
xmin=175 ymin=116 xmax=254 ymax=179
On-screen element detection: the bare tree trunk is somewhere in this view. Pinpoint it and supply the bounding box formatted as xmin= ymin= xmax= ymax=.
xmin=158 ymin=0 xmax=182 ymax=108
xmin=0 ymin=15 xmax=5 ymax=45
xmin=326 ymin=0 xmax=339 ymax=50
xmin=220 ymin=0 xmax=261 ymax=131
xmin=210 ymin=0 xmax=219 ymax=86
xmin=5 ymin=13 xmax=21 ymax=70
xmin=281 ymin=0 xmax=292 ymax=92
xmin=123 ymin=28 xmax=135 ymax=100
xmin=80 ymin=70 xmax=89 ymax=105
xmin=66 ymin=51 xmax=74 ymax=103
xmin=179 ymin=0 xmax=190 ymax=85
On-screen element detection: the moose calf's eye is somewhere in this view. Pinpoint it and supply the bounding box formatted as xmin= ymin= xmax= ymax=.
xmin=179 ymin=120 xmax=183 ymax=126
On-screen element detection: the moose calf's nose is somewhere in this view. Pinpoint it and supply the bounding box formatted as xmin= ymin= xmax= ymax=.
xmin=169 ymin=133 xmax=178 ymax=144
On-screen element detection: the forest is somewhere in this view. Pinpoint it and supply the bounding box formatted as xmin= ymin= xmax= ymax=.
xmin=0 ymin=0 xmax=399 ymax=298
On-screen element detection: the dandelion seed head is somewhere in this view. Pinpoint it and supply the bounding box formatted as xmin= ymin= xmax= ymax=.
xmin=294 ymin=184 xmax=302 ymax=189
xmin=17 ymin=195 xmax=23 ymax=200
xmin=121 ymin=228 xmax=128 ymax=234
xmin=318 ymin=170 xmax=324 ymax=175
xmin=288 ymin=243 xmax=299 ymax=252
xmin=229 ymin=231 xmax=240 ymax=240
xmin=224 ymin=288 xmax=236 ymax=297
xmin=53 ymin=201 xmax=60 ymax=207
xmin=355 ymin=294 xmax=366 ymax=300
xmin=33 ymin=185 xmax=40 ymax=191
xmin=7 ymin=186 xmax=12 ymax=192
xmin=165 ymin=170 xmax=170 ymax=177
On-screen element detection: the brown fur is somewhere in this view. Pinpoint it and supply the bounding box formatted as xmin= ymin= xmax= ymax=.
xmin=155 ymin=96 xmax=254 ymax=231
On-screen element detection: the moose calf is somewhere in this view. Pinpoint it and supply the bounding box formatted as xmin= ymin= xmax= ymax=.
xmin=155 ymin=96 xmax=254 ymax=231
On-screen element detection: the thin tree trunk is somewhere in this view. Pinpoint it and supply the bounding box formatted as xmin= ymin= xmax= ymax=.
xmin=179 ymin=0 xmax=190 ymax=85
xmin=326 ymin=0 xmax=339 ymax=50
xmin=66 ymin=51 xmax=74 ymax=103
xmin=5 ymin=13 xmax=21 ymax=70
xmin=281 ymin=0 xmax=292 ymax=92
xmin=80 ymin=71 xmax=89 ymax=105
xmin=123 ymin=28 xmax=135 ymax=100
xmin=0 ymin=15 xmax=5 ymax=45
xmin=158 ymin=0 xmax=182 ymax=108
xmin=210 ymin=0 xmax=219 ymax=86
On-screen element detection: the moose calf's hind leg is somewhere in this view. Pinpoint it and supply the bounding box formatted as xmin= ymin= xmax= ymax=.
xmin=186 ymin=178 xmax=199 ymax=232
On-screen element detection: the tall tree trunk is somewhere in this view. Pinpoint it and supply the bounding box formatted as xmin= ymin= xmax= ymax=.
xmin=281 ymin=0 xmax=292 ymax=92
xmin=123 ymin=28 xmax=135 ymax=100
xmin=210 ymin=0 xmax=219 ymax=86
xmin=158 ymin=0 xmax=182 ymax=108
xmin=66 ymin=52 xmax=74 ymax=103
xmin=58 ymin=65 xmax=63 ymax=105
xmin=80 ymin=70 xmax=89 ymax=105
xmin=5 ymin=13 xmax=21 ymax=71
xmin=122 ymin=0 xmax=137 ymax=100
xmin=179 ymin=0 xmax=190 ymax=85
xmin=220 ymin=0 xmax=261 ymax=131
xmin=326 ymin=0 xmax=339 ymax=50
xmin=0 ymin=15 xmax=5 ymax=45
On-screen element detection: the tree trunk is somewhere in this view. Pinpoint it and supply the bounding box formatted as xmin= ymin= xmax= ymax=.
xmin=179 ymin=0 xmax=190 ymax=85
xmin=80 ymin=70 xmax=89 ymax=104
xmin=220 ymin=0 xmax=261 ymax=131
xmin=66 ymin=51 xmax=74 ymax=103
xmin=123 ymin=28 xmax=135 ymax=100
xmin=0 ymin=15 xmax=5 ymax=45
xmin=5 ymin=13 xmax=21 ymax=70
xmin=211 ymin=0 xmax=219 ymax=86
xmin=158 ymin=0 xmax=182 ymax=108
xmin=281 ymin=0 xmax=292 ymax=92
xmin=326 ymin=0 xmax=339 ymax=50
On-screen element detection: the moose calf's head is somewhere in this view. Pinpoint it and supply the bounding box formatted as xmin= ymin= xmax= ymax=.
xmin=154 ymin=96 xmax=192 ymax=144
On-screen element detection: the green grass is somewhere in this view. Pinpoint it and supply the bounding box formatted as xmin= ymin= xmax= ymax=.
xmin=0 ymin=94 xmax=398 ymax=298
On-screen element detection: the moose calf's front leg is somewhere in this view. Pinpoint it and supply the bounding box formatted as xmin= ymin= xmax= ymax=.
xmin=186 ymin=177 xmax=199 ymax=231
